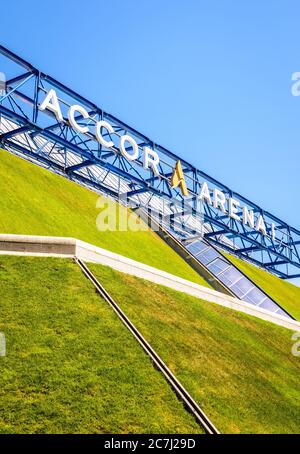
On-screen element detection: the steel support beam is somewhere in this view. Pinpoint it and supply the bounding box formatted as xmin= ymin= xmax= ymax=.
xmin=1 ymin=44 xmax=300 ymax=279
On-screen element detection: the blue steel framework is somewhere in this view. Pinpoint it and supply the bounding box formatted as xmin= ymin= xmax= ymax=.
xmin=0 ymin=45 xmax=300 ymax=280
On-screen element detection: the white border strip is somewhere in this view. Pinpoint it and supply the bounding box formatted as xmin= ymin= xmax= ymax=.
xmin=0 ymin=234 xmax=299 ymax=332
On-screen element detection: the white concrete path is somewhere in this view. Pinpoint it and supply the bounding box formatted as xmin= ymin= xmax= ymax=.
xmin=0 ymin=234 xmax=299 ymax=332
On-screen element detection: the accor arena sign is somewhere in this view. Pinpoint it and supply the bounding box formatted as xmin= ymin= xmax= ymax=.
xmin=39 ymin=89 xmax=276 ymax=240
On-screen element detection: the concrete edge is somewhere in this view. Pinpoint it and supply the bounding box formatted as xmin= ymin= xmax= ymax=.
xmin=0 ymin=233 xmax=299 ymax=332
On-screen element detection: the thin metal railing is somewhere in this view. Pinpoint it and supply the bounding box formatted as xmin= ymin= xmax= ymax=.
xmin=75 ymin=257 xmax=220 ymax=435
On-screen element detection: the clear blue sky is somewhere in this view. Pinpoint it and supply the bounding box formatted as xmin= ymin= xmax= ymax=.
xmin=1 ymin=2 xmax=300 ymax=242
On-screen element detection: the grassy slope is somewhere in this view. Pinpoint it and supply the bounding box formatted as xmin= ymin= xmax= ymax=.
xmin=89 ymin=263 xmax=300 ymax=434
xmin=0 ymin=149 xmax=208 ymax=287
xmin=224 ymin=253 xmax=300 ymax=321
xmin=0 ymin=255 xmax=201 ymax=434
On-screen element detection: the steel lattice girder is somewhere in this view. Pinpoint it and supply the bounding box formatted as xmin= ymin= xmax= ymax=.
xmin=0 ymin=45 xmax=300 ymax=279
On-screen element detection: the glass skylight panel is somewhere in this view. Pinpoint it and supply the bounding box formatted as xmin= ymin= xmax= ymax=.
xmin=186 ymin=241 xmax=206 ymax=256
xmin=181 ymin=238 xmax=292 ymax=319
xmin=230 ymin=283 xmax=248 ymax=298
xmin=207 ymin=258 xmax=230 ymax=276
xmin=244 ymin=287 xmax=266 ymax=305
xmin=242 ymin=294 xmax=256 ymax=304
xmin=274 ymin=308 xmax=290 ymax=318
xmin=218 ymin=267 xmax=241 ymax=287
xmin=259 ymin=299 xmax=279 ymax=312
xmin=197 ymin=248 xmax=219 ymax=265
xmin=233 ymin=277 xmax=254 ymax=295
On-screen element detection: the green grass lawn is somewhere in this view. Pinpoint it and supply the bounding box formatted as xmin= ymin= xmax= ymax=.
xmin=0 ymin=255 xmax=201 ymax=434
xmin=89 ymin=262 xmax=300 ymax=434
xmin=0 ymin=149 xmax=209 ymax=287
xmin=2 ymin=149 xmax=300 ymax=435
xmin=224 ymin=253 xmax=300 ymax=321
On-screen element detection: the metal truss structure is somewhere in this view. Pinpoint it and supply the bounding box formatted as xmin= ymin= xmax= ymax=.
xmin=0 ymin=45 xmax=299 ymax=279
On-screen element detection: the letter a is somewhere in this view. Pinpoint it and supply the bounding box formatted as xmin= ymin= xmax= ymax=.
xmin=39 ymin=89 xmax=63 ymax=122
xmin=170 ymin=160 xmax=189 ymax=197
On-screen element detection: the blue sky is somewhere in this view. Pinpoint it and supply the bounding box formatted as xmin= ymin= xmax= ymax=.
xmin=1 ymin=0 xmax=300 ymax=278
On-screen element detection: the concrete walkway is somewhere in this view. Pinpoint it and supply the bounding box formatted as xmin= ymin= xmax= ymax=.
xmin=0 ymin=233 xmax=299 ymax=332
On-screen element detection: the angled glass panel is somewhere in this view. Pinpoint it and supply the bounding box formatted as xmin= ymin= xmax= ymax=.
xmin=259 ymin=299 xmax=279 ymax=312
xmin=230 ymin=283 xmax=248 ymax=298
xmin=274 ymin=308 xmax=290 ymax=318
xmin=242 ymin=294 xmax=256 ymax=305
xmin=218 ymin=267 xmax=241 ymax=287
xmin=232 ymin=277 xmax=254 ymax=296
xmin=185 ymin=240 xmax=207 ymax=256
xmin=244 ymin=287 xmax=266 ymax=305
xmin=197 ymin=248 xmax=219 ymax=265
xmin=182 ymin=238 xmax=293 ymax=320
xmin=207 ymin=258 xmax=230 ymax=276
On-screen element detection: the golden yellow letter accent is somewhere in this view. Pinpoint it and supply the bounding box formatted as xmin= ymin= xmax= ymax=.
xmin=170 ymin=160 xmax=189 ymax=197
